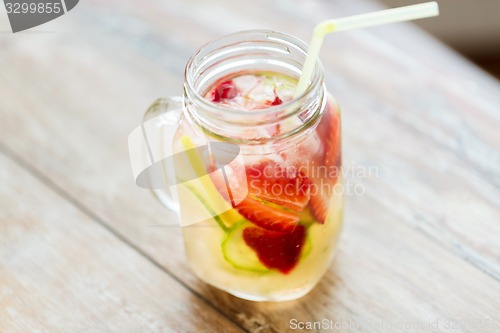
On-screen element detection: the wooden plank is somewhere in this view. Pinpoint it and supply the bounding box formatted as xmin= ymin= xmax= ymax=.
xmin=1 ymin=0 xmax=500 ymax=332
xmin=1 ymin=0 xmax=498 ymax=280
xmin=0 ymin=156 xmax=244 ymax=332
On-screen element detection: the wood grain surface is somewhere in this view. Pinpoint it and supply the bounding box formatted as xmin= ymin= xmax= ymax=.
xmin=1 ymin=0 xmax=499 ymax=332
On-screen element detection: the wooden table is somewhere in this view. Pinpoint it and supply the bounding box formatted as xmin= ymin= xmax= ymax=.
xmin=1 ymin=0 xmax=499 ymax=332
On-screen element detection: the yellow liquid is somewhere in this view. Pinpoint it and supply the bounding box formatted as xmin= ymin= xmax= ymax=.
xmin=175 ymin=72 xmax=343 ymax=301
xmin=182 ymin=185 xmax=343 ymax=301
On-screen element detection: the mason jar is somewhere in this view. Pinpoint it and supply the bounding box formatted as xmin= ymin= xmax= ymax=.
xmin=137 ymin=30 xmax=343 ymax=301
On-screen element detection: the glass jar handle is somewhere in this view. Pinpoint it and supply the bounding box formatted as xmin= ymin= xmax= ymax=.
xmin=128 ymin=97 xmax=183 ymax=212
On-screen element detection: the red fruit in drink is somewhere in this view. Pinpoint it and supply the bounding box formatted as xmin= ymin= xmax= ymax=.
xmin=271 ymin=95 xmax=282 ymax=105
xmin=243 ymin=225 xmax=306 ymax=273
xmin=211 ymin=160 xmax=311 ymax=232
xmin=309 ymin=193 xmax=329 ymax=224
xmin=261 ymin=93 xmax=283 ymax=138
xmin=267 ymin=95 xmax=283 ymax=136
xmin=309 ymin=99 xmax=341 ymax=224
xmin=316 ymin=99 xmax=341 ymax=174
xmin=246 ymin=160 xmax=311 ymax=212
xmin=212 ymin=80 xmax=238 ymax=102
xmin=235 ymin=197 xmax=300 ymax=233
xmin=270 ymin=123 xmax=281 ymax=137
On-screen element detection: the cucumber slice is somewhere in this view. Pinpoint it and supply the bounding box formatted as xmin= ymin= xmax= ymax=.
xmin=299 ymin=209 xmax=314 ymax=259
xmin=222 ymin=222 xmax=270 ymax=273
xmin=301 ymin=232 xmax=312 ymax=259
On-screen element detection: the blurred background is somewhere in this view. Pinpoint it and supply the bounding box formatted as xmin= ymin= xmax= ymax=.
xmin=1 ymin=0 xmax=499 ymax=80
xmin=380 ymin=0 xmax=500 ymax=78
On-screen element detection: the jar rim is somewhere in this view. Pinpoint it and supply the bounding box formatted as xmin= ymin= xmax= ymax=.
xmin=183 ymin=29 xmax=324 ymax=121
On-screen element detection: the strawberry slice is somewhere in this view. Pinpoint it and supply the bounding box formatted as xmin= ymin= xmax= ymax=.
xmin=309 ymin=99 xmax=341 ymax=224
xmin=243 ymin=225 xmax=306 ymax=274
xmin=265 ymin=93 xmax=282 ymax=136
xmin=270 ymin=95 xmax=282 ymax=106
xmin=246 ymin=160 xmax=311 ymax=212
xmin=316 ymin=99 xmax=341 ymax=174
xmin=309 ymin=193 xmax=329 ymax=224
xmin=323 ymin=114 xmax=341 ymax=175
xmin=236 ymin=197 xmax=299 ymax=233
xmin=211 ymin=160 xmax=311 ymax=233
xmin=211 ymin=80 xmax=238 ymax=102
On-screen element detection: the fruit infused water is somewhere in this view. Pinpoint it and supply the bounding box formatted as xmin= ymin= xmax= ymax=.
xmin=179 ymin=71 xmax=343 ymax=301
